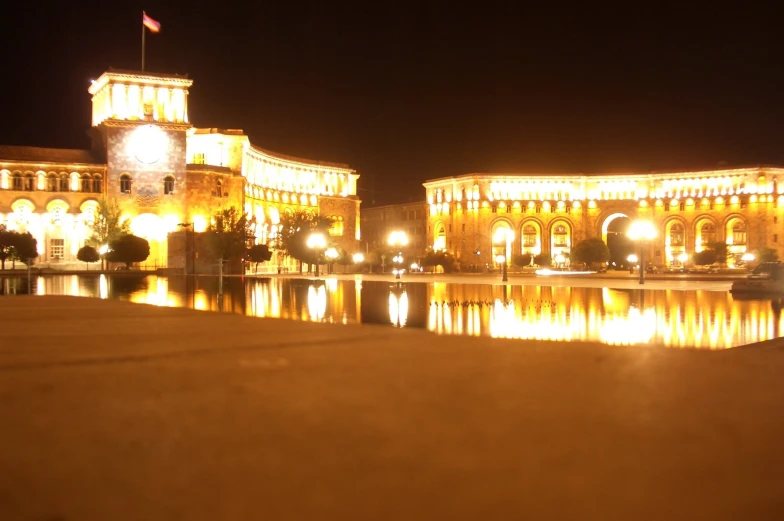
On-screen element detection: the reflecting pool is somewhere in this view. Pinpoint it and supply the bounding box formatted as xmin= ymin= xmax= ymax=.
xmin=2 ymin=274 xmax=783 ymax=348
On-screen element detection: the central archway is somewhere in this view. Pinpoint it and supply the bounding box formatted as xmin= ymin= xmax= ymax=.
xmin=602 ymin=213 xmax=634 ymax=268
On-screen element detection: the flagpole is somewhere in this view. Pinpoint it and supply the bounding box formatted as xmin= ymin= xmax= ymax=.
xmin=141 ymin=12 xmax=146 ymax=71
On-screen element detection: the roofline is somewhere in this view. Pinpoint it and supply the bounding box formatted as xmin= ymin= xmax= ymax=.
xmin=422 ymin=165 xmax=784 ymax=185
xmin=247 ymin=143 xmax=355 ymax=173
xmin=89 ymin=69 xmax=193 ymax=95
xmin=361 ymin=201 xmax=427 ymax=211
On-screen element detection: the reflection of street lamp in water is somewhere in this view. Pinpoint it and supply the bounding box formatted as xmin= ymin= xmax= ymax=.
xmin=628 ymin=221 xmax=656 ymax=285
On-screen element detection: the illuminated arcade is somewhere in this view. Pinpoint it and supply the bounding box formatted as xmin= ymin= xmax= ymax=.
xmin=424 ymin=169 xmax=784 ymax=268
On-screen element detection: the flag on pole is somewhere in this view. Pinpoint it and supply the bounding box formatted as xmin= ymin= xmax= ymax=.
xmin=143 ymin=12 xmax=161 ymax=33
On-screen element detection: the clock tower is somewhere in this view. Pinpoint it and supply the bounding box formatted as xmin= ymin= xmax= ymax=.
xmin=88 ymin=69 xmax=193 ymax=263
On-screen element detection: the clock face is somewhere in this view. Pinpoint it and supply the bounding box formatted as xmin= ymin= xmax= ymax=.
xmin=130 ymin=124 xmax=167 ymax=164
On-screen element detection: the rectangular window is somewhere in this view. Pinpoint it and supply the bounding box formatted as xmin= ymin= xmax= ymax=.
xmin=775 ymin=234 xmax=779 ymax=243
xmin=193 ymin=153 xmax=205 ymax=165
xmin=448 ymin=224 xmax=452 ymax=233
xmin=462 ymin=224 xmax=466 ymax=233
xmin=775 ymin=217 xmax=779 ymax=224
xmin=50 ymin=239 xmax=65 ymax=259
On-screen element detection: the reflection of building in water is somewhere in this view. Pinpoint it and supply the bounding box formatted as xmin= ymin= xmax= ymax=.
xmin=245 ymin=278 xmax=358 ymax=324
xmin=425 ymin=284 xmax=784 ymax=348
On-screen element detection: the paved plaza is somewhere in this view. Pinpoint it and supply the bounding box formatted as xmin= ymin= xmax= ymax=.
xmin=1 ymin=295 xmax=783 ymax=520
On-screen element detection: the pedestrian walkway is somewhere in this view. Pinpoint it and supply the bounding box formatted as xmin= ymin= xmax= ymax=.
xmin=1 ymin=296 xmax=782 ymax=520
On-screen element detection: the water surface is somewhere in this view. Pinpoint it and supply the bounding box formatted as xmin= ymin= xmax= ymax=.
xmin=3 ymin=274 xmax=781 ymax=348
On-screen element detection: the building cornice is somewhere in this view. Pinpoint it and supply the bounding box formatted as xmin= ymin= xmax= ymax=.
xmin=99 ymin=119 xmax=192 ymax=132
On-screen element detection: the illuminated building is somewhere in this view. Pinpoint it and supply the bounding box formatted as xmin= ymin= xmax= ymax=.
xmin=424 ymin=168 xmax=784 ymax=268
xmin=360 ymin=203 xmax=427 ymax=253
xmin=0 ymin=69 xmax=359 ymax=270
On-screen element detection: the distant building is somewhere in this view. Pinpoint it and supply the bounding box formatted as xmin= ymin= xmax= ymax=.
xmin=0 ymin=69 xmax=360 ymax=271
xmin=360 ymin=202 xmax=427 ymax=255
xmin=424 ymin=169 xmax=784 ymax=269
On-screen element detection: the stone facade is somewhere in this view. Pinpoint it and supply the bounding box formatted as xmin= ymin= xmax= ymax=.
xmin=360 ymin=202 xmax=427 ymax=256
xmin=424 ymin=169 xmax=784 ymax=268
xmin=0 ymin=68 xmax=360 ymax=271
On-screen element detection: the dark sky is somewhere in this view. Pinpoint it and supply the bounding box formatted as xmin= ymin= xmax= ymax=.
xmin=2 ymin=3 xmax=783 ymax=205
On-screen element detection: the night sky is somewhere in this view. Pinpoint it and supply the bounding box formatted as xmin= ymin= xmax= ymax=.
xmin=2 ymin=3 xmax=782 ymax=205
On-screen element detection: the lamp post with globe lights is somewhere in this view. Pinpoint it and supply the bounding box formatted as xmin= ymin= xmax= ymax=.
xmin=493 ymin=228 xmax=513 ymax=282
xmin=306 ymin=232 xmax=327 ymax=278
xmin=325 ymin=247 xmax=339 ymax=274
xmin=388 ymin=231 xmax=408 ymax=280
xmin=628 ymin=220 xmax=657 ymax=285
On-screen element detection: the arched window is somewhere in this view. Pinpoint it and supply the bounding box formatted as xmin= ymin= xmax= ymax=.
xmin=24 ymin=174 xmax=34 ymax=191
xmin=732 ymin=222 xmax=747 ymax=245
xmin=163 ymin=176 xmax=175 ymax=195
xmin=215 ymin=179 xmax=223 ymax=198
xmin=81 ymin=174 xmax=92 ymax=192
xmin=670 ymin=223 xmax=685 ymax=246
xmin=59 ymin=174 xmax=69 ymax=192
xmin=523 ymin=224 xmax=537 ymax=247
xmin=553 ymin=224 xmax=568 ymax=247
xmin=12 ymin=173 xmax=22 ymax=190
xmin=330 ymin=216 xmax=344 ymax=236
xmin=47 ymin=174 xmax=58 ymax=192
xmin=120 ymin=174 xmax=132 ymax=194
xmin=701 ymin=222 xmax=716 ymax=245
xmin=93 ymin=175 xmax=103 ymax=193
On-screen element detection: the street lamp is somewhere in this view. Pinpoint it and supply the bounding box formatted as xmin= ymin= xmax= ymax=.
xmin=677 ymin=252 xmax=689 ymax=270
xmin=388 ymin=231 xmax=408 ymax=280
xmin=98 ymin=244 xmax=109 ymax=271
xmin=178 ymin=222 xmax=194 ymax=275
xmin=628 ymin=220 xmax=657 ymax=285
xmin=392 ymin=253 xmax=404 ymax=280
xmin=627 ymin=253 xmax=638 ymax=274
xmin=307 ymin=232 xmax=327 ymax=278
xmin=325 ymin=247 xmax=339 ymax=274
xmin=493 ymin=228 xmax=513 ymax=282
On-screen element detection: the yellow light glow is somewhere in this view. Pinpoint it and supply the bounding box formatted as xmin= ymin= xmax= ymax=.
xmin=192 ymin=215 xmax=207 ymax=233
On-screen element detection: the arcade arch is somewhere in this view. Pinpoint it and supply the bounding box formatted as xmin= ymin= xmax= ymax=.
xmin=490 ymin=219 xmax=513 ymax=267
xmin=433 ymin=221 xmax=446 ymax=251
xmin=519 ymin=219 xmax=542 ymax=256
xmin=725 ymin=215 xmax=748 ymax=266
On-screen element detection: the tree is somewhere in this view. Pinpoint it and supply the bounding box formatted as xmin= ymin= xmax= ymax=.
xmin=421 ymin=250 xmax=457 ymax=273
xmin=706 ymin=241 xmax=730 ymax=266
xmin=534 ymin=253 xmax=551 ymax=267
xmin=511 ymin=253 xmax=533 ymax=268
xmin=571 ymin=238 xmax=611 ymax=265
xmin=88 ymin=197 xmax=130 ymax=248
xmin=107 ymin=234 xmax=150 ymax=268
xmin=0 ymin=225 xmax=12 ymax=270
xmin=754 ymin=246 xmax=779 ymax=263
xmin=10 ymin=232 xmax=38 ymax=267
xmin=692 ymin=249 xmax=718 ymax=266
xmin=77 ymin=245 xmax=101 ymax=270
xmin=247 ymin=243 xmax=272 ymax=273
xmin=205 ymin=207 xmax=254 ymax=261
xmin=276 ymin=210 xmax=334 ymax=267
